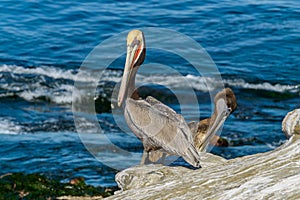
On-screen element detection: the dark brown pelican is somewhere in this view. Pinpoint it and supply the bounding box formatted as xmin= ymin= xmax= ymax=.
xmin=188 ymin=88 xmax=237 ymax=152
xmin=118 ymin=30 xmax=201 ymax=167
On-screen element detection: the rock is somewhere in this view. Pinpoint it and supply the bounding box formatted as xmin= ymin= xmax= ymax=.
xmin=57 ymin=196 xmax=103 ymax=200
xmin=282 ymin=109 xmax=300 ymax=138
xmin=107 ymin=137 xmax=300 ymax=199
xmin=106 ymin=109 xmax=300 ymax=200
xmin=115 ymin=164 xmax=189 ymax=191
xmin=115 ymin=152 xmax=227 ymax=192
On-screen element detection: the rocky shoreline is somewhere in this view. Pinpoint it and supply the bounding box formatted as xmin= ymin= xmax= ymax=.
xmin=106 ymin=135 xmax=300 ymax=200
xmin=103 ymin=109 xmax=300 ymax=200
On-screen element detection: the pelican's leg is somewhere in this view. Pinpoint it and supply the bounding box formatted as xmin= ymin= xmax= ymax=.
xmin=140 ymin=150 xmax=148 ymax=165
xmin=147 ymin=150 xmax=163 ymax=164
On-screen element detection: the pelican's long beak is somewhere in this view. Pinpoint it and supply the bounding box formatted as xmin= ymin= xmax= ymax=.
xmin=118 ymin=46 xmax=135 ymax=107
xmin=199 ymin=98 xmax=231 ymax=152
xmin=118 ymin=30 xmax=145 ymax=107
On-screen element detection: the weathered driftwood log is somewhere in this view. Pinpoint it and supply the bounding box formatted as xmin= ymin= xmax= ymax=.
xmin=106 ymin=109 xmax=300 ymax=200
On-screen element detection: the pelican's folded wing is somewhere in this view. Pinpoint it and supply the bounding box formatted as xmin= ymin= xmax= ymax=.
xmin=124 ymin=97 xmax=201 ymax=167
xmin=145 ymin=96 xmax=187 ymax=125
xmin=145 ymin=96 xmax=176 ymax=115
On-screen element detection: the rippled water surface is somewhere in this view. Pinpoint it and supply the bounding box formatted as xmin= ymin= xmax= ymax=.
xmin=0 ymin=0 xmax=299 ymax=186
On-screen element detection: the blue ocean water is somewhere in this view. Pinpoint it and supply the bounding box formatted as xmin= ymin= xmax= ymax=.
xmin=0 ymin=0 xmax=299 ymax=186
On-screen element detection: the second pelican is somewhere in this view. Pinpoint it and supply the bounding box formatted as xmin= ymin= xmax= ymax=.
xmin=189 ymin=88 xmax=237 ymax=152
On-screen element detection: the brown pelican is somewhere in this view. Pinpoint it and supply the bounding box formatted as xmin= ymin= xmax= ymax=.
xmin=188 ymin=88 xmax=237 ymax=152
xmin=118 ymin=30 xmax=201 ymax=167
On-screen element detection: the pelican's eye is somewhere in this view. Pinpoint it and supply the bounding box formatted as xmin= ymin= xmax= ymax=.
xmin=226 ymin=107 xmax=232 ymax=115
xmin=131 ymin=37 xmax=140 ymax=48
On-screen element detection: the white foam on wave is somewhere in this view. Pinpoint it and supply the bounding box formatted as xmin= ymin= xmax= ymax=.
xmin=2 ymin=64 xmax=299 ymax=93
xmin=224 ymin=78 xmax=300 ymax=93
xmin=137 ymin=74 xmax=212 ymax=91
xmin=139 ymin=73 xmax=300 ymax=93
xmin=0 ymin=64 xmax=299 ymax=105
xmin=0 ymin=118 xmax=22 ymax=134
xmin=18 ymin=83 xmax=74 ymax=104
xmin=0 ymin=64 xmax=76 ymax=80
xmin=0 ymin=64 xmax=100 ymax=83
xmin=0 ymin=65 xmax=90 ymax=104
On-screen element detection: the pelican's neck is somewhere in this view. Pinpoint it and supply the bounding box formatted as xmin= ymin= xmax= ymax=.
xmin=210 ymin=99 xmax=228 ymax=129
xmin=127 ymin=66 xmax=139 ymax=99
xmin=210 ymin=108 xmax=218 ymax=125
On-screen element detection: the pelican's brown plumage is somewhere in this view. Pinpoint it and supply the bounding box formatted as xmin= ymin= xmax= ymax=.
xmin=188 ymin=88 xmax=237 ymax=152
xmin=118 ymin=30 xmax=201 ymax=168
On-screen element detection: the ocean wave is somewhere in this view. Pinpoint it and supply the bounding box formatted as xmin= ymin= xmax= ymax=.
xmin=139 ymin=74 xmax=300 ymax=94
xmin=0 ymin=116 xmax=78 ymax=135
xmin=0 ymin=64 xmax=81 ymax=104
xmin=0 ymin=118 xmax=22 ymax=134
xmin=0 ymin=64 xmax=77 ymax=80
xmin=0 ymin=64 xmax=299 ymax=105
xmin=224 ymin=78 xmax=300 ymax=93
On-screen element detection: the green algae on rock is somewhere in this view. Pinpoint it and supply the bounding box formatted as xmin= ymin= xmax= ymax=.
xmin=0 ymin=173 xmax=116 ymax=199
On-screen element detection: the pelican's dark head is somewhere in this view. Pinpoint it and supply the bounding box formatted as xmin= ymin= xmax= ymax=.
xmin=214 ymin=88 xmax=237 ymax=116
xmin=199 ymin=88 xmax=237 ymax=152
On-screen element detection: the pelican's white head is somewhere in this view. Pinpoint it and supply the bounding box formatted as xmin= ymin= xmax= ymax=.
xmin=118 ymin=30 xmax=146 ymax=107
